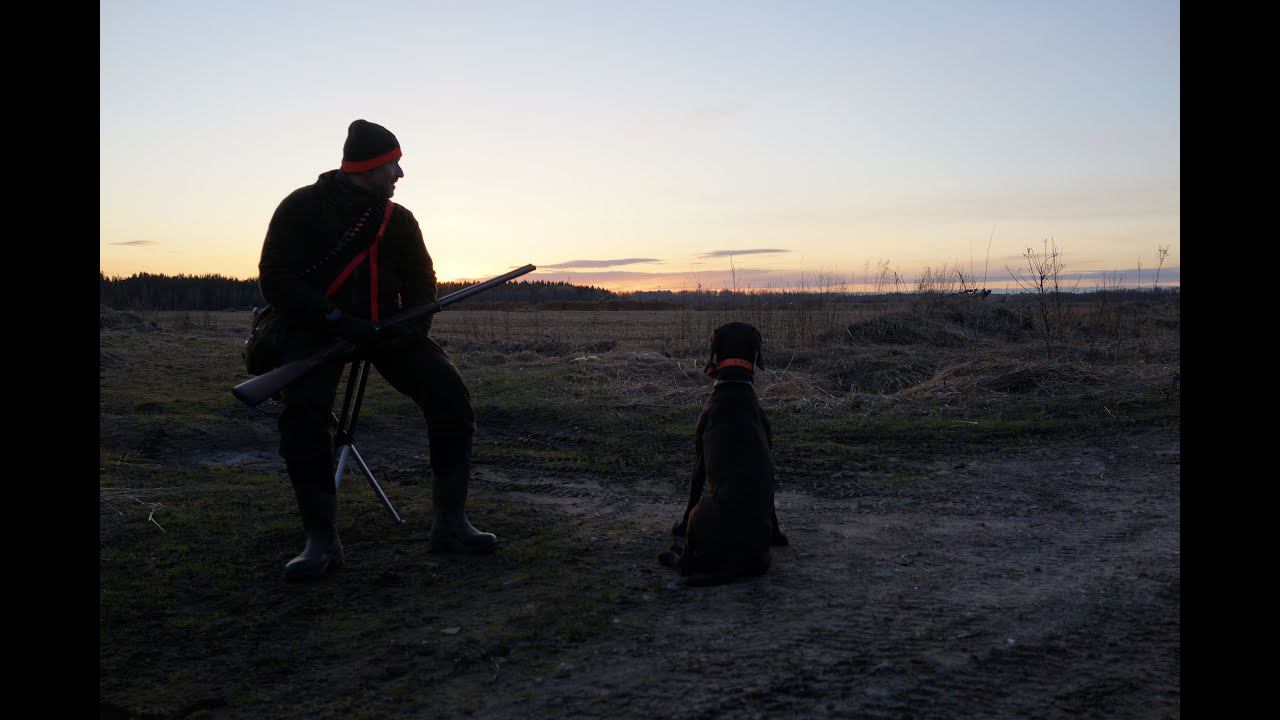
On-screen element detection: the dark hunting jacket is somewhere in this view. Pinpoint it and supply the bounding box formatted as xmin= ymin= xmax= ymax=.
xmin=258 ymin=169 xmax=437 ymax=342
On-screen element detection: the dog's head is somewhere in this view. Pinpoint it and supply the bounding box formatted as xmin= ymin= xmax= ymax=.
xmin=703 ymin=321 xmax=765 ymax=378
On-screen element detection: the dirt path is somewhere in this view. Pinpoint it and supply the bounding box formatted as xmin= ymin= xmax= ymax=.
xmin=443 ymin=428 xmax=1180 ymax=718
xmin=101 ymin=425 xmax=1178 ymax=718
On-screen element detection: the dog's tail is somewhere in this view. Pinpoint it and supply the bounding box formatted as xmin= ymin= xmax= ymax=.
xmin=658 ymin=549 xmax=681 ymax=567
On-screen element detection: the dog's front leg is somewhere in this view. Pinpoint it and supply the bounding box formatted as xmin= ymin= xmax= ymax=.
xmin=672 ymin=452 xmax=704 ymax=538
xmin=673 ymin=416 xmax=708 ymax=538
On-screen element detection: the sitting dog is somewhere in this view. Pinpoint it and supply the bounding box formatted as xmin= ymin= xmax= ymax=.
xmin=660 ymin=321 xmax=787 ymax=586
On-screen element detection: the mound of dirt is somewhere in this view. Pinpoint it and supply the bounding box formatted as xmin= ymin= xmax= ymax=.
xmin=100 ymin=305 xmax=157 ymax=331
xmin=900 ymin=358 xmax=1107 ymax=398
xmin=834 ymin=355 xmax=938 ymax=394
xmin=759 ymin=372 xmax=825 ymax=398
xmin=757 ymin=347 xmax=937 ymax=396
xmin=973 ymin=304 xmax=1037 ymax=341
xmin=846 ymin=303 xmax=1040 ymax=348
xmin=845 ymin=313 xmax=970 ymax=347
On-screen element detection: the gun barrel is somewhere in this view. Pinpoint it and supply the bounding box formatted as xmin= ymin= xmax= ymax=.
xmin=232 ymin=263 xmax=536 ymax=407
xmin=377 ymin=263 xmax=537 ymax=328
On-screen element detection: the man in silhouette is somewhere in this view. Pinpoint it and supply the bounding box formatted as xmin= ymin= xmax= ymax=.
xmin=259 ymin=119 xmax=496 ymax=582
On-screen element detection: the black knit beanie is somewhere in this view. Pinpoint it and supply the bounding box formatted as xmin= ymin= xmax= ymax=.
xmin=341 ymin=119 xmax=402 ymax=172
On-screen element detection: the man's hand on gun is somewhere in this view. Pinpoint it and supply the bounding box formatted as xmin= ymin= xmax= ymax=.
xmin=326 ymin=308 xmax=417 ymax=354
xmin=326 ymin=308 xmax=378 ymax=352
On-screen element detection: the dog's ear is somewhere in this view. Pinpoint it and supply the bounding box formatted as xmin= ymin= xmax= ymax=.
xmin=703 ymin=327 xmax=720 ymax=377
xmin=754 ymin=327 xmax=765 ymax=370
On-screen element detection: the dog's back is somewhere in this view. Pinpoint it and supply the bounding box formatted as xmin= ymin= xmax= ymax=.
xmin=682 ymin=385 xmax=775 ymax=584
xmin=700 ymin=385 xmax=774 ymax=529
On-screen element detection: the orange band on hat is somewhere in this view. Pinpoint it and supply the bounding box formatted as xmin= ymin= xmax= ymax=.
xmin=341 ymin=148 xmax=402 ymax=173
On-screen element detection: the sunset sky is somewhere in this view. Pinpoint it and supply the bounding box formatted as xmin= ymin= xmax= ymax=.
xmin=100 ymin=1 xmax=1179 ymax=292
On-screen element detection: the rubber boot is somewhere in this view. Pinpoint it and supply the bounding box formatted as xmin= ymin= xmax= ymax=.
xmin=429 ymin=458 xmax=497 ymax=554
xmin=284 ymin=461 xmax=345 ymax=582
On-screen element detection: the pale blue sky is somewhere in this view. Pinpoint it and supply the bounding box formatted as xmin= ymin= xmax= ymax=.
xmin=100 ymin=0 xmax=1179 ymax=290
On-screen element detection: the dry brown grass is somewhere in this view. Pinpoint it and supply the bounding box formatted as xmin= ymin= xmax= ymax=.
xmin=899 ymin=357 xmax=1109 ymax=399
xmin=407 ymin=290 xmax=1180 ymax=415
xmin=133 ymin=288 xmax=1177 ymax=420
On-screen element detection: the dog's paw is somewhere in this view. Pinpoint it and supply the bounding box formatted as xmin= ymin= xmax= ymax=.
xmin=771 ymin=530 xmax=789 ymax=547
xmin=658 ymin=549 xmax=680 ymax=567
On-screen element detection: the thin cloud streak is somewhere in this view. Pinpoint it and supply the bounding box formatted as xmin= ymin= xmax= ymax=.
xmin=1058 ymin=268 xmax=1181 ymax=284
xmin=541 ymin=258 xmax=662 ymax=269
xmin=111 ymin=240 xmax=159 ymax=246
xmin=699 ymin=249 xmax=791 ymax=259
xmin=524 ymin=265 xmax=1180 ymax=293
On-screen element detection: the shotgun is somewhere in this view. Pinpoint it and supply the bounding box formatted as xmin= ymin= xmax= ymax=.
xmin=232 ymin=263 xmax=536 ymax=407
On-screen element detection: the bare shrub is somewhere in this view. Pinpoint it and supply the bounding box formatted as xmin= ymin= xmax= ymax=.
xmin=1153 ymin=244 xmax=1170 ymax=290
xmin=913 ymin=264 xmax=962 ymax=295
xmin=1007 ymin=238 xmax=1067 ymax=360
xmin=865 ymin=258 xmax=904 ymax=297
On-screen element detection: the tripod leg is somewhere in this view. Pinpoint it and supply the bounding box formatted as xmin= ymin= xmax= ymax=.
xmin=350 ymin=444 xmax=405 ymax=525
xmin=334 ymin=444 xmax=353 ymax=491
xmin=331 ymin=360 xmax=364 ymax=492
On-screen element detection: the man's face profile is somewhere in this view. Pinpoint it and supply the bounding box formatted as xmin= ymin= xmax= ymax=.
xmin=364 ymin=159 xmax=403 ymax=198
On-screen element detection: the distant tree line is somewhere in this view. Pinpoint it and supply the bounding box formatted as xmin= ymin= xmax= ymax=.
xmin=99 ymin=273 xmax=618 ymax=311
xmin=437 ymin=279 xmax=615 ymax=306
xmin=100 ymin=272 xmax=267 ymax=310
xmin=100 ymin=272 xmax=1176 ymax=311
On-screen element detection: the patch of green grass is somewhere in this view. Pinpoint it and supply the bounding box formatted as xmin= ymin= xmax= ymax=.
xmin=101 ymin=331 xmax=249 ymax=416
xmin=773 ymin=394 xmax=1172 ymax=459
xmin=101 ymin=461 xmax=276 ymax=486
xmin=101 ymin=467 xmax=642 ymax=717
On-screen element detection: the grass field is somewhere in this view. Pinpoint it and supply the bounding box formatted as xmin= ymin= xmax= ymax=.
xmin=100 ymin=294 xmax=1179 ymax=718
